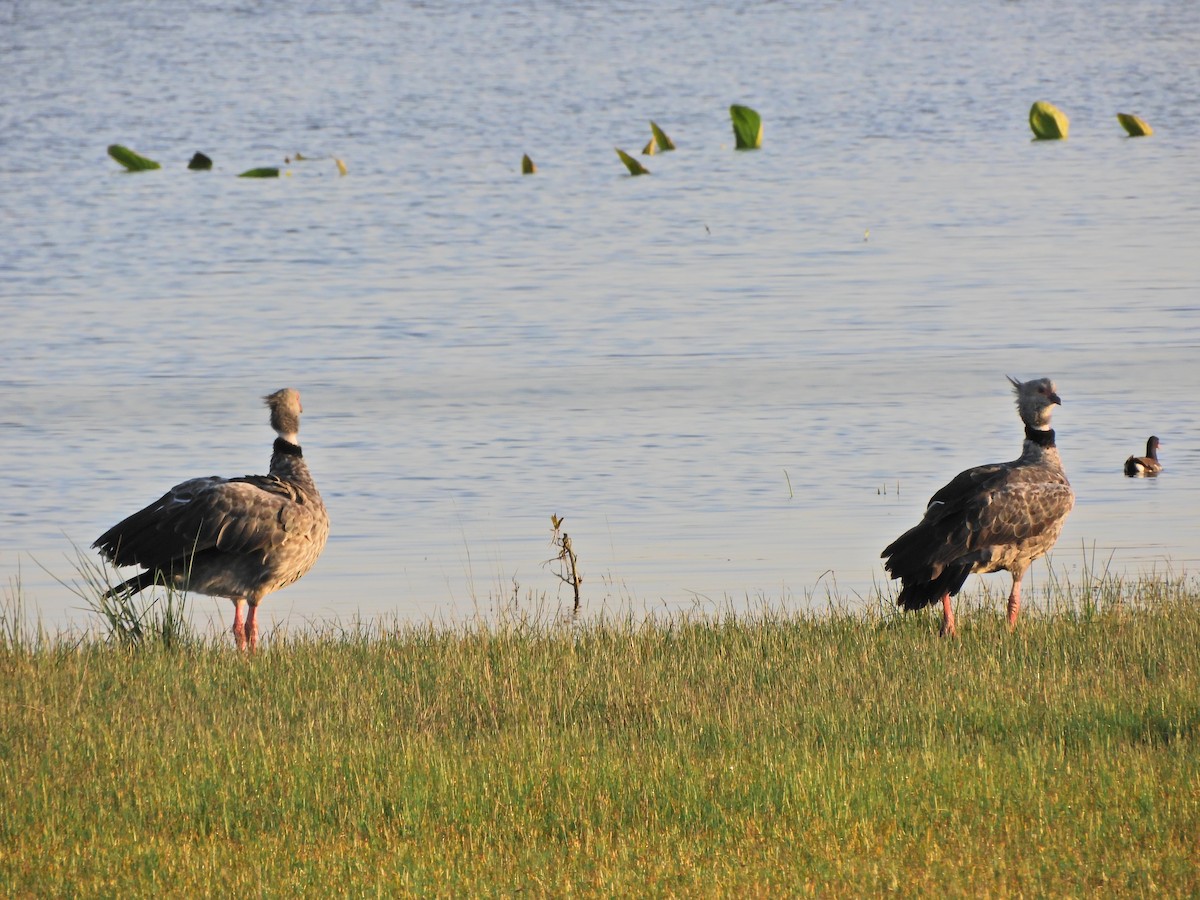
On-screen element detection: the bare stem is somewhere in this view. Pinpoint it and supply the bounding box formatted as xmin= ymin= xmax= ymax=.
xmin=547 ymin=516 xmax=582 ymax=614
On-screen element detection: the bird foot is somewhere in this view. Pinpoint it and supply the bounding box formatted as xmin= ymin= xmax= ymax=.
xmin=1006 ymin=588 xmax=1022 ymax=631
xmin=245 ymin=606 xmax=259 ymax=651
xmin=232 ymin=601 xmax=250 ymax=651
xmin=940 ymin=595 xmax=958 ymax=638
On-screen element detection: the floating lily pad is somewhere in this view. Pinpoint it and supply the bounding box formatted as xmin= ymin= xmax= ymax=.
xmin=238 ymin=167 xmax=280 ymax=178
xmin=1029 ymin=101 xmax=1069 ymax=140
xmin=615 ymin=148 xmax=650 ymax=176
xmin=730 ymin=105 xmax=763 ymax=149
xmin=649 ymin=121 xmax=675 ymax=152
xmin=1116 ymin=112 xmax=1152 ymax=137
xmin=187 ymin=152 xmax=212 ymax=171
xmin=107 ymin=144 xmax=161 ymax=171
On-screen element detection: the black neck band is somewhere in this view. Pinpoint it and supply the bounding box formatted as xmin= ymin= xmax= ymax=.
xmin=274 ymin=437 xmax=303 ymax=457
xmin=1025 ymin=426 xmax=1055 ymax=448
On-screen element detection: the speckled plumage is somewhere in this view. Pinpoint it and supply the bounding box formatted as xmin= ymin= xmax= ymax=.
xmin=1124 ymin=436 xmax=1161 ymax=477
xmin=881 ymin=377 xmax=1074 ymax=635
xmin=93 ymin=388 xmax=329 ymax=648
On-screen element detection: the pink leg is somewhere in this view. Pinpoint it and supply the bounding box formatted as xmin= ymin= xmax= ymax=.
xmin=940 ymin=593 xmax=957 ymax=638
xmin=1007 ymin=578 xmax=1022 ymax=631
xmin=232 ymin=599 xmax=248 ymax=650
xmin=245 ymin=604 xmax=260 ymax=651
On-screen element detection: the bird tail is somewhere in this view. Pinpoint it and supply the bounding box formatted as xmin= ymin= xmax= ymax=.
xmin=893 ymin=561 xmax=974 ymax=611
xmin=882 ymin=521 xmax=980 ymax=610
xmin=102 ymin=571 xmax=158 ymax=601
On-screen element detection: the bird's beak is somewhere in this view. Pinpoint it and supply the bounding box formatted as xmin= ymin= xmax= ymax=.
xmin=1049 ymin=392 xmax=1062 ymax=406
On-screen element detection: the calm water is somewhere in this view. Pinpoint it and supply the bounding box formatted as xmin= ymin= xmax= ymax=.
xmin=3 ymin=0 xmax=1199 ymax=634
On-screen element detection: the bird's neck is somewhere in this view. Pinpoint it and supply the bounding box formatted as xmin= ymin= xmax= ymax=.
xmin=1024 ymin=426 xmax=1055 ymax=448
xmin=1020 ymin=427 xmax=1067 ymax=481
xmin=270 ymin=437 xmax=317 ymax=492
xmin=273 ymin=436 xmax=303 ymax=458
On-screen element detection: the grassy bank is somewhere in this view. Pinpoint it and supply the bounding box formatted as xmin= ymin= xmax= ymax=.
xmin=2 ymin=579 xmax=1199 ymax=896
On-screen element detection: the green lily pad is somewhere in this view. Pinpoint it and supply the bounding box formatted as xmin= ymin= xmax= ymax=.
xmin=615 ymin=148 xmax=650 ymax=176
xmin=649 ymin=121 xmax=675 ymax=152
xmin=1116 ymin=112 xmax=1152 ymax=137
xmin=1029 ymin=101 xmax=1069 ymax=140
xmin=730 ymin=105 xmax=762 ymax=149
xmin=107 ymin=144 xmax=161 ymax=171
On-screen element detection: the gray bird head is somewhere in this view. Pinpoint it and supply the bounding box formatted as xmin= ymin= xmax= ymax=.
xmin=264 ymin=388 xmax=303 ymax=443
xmin=1007 ymin=376 xmax=1061 ymax=430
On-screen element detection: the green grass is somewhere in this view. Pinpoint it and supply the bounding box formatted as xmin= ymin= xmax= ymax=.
xmin=2 ymin=576 xmax=1199 ymax=896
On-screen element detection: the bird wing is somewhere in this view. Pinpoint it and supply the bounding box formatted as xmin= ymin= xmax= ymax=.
xmin=964 ymin=478 xmax=1075 ymax=552
xmin=922 ymin=461 xmax=1012 ymax=522
xmin=882 ymin=458 xmax=1074 ymax=610
xmin=93 ymin=474 xmax=314 ymax=570
xmin=881 ymin=461 xmax=1013 ymax=573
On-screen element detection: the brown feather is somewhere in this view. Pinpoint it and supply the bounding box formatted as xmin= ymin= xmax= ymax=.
xmin=881 ymin=377 xmax=1074 ymax=614
xmin=93 ymin=390 xmax=329 ymax=607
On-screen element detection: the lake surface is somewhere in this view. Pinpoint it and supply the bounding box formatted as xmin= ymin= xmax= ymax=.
xmin=3 ymin=0 xmax=1199 ymax=636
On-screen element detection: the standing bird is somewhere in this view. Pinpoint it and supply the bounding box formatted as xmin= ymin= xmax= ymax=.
xmin=1124 ymin=436 xmax=1162 ymax=477
xmin=93 ymin=388 xmax=329 ymax=650
xmin=880 ymin=377 xmax=1074 ymax=636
